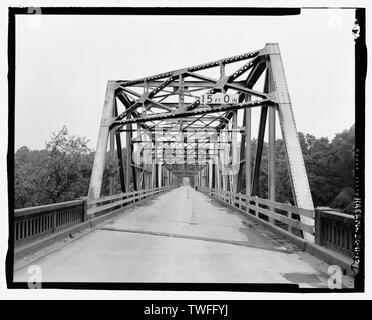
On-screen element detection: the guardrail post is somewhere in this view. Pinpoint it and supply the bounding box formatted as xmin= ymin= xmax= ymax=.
xmin=80 ymin=197 xmax=88 ymax=222
xmin=52 ymin=210 xmax=57 ymax=232
xmin=314 ymin=208 xmax=322 ymax=245
xmin=287 ymin=212 xmax=294 ymax=235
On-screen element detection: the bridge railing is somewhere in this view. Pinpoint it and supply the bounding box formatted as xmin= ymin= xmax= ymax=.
xmin=315 ymin=208 xmax=354 ymax=257
xmin=198 ymin=186 xmax=314 ymax=238
xmin=14 ymin=186 xmax=171 ymax=247
xmin=14 ymin=199 xmax=86 ymax=246
xmin=198 ymin=187 xmax=355 ymax=257
xmin=87 ymin=186 xmax=170 ymax=216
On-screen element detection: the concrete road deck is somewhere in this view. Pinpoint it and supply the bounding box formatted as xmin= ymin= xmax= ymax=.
xmin=14 ymin=186 xmax=334 ymax=287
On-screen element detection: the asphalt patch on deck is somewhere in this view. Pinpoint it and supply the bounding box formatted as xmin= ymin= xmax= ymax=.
xmin=98 ymin=226 xmax=293 ymax=254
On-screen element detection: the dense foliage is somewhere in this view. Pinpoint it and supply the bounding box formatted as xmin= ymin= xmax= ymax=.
xmin=14 ymin=126 xmax=119 ymax=208
xmin=241 ymin=124 xmax=355 ymax=214
xmin=14 ymin=125 xmax=355 ymax=213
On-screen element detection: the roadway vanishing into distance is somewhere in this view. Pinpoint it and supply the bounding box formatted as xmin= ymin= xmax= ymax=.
xmin=14 ymin=187 xmax=334 ymax=287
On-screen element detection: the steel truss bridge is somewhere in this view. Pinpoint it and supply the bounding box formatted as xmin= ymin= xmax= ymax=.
xmin=12 ymin=44 xmax=356 ymax=287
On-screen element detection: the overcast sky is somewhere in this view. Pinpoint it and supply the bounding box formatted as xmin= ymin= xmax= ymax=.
xmin=15 ymin=9 xmax=355 ymax=150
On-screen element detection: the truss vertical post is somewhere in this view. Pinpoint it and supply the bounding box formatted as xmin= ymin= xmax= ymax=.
xmin=221 ymin=130 xmax=228 ymax=192
xmin=268 ymin=104 xmax=276 ymax=203
xmin=161 ymin=165 xmax=164 ymax=187
xmin=109 ymin=130 xmax=115 ymax=195
xmin=265 ymin=43 xmax=314 ymax=242
xmin=126 ymin=122 xmax=131 ymax=193
xmin=195 ymin=139 xmax=199 ymax=165
xmin=212 ymin=139 xmax=216 ymax=189
xmin=215 ymin=140 xmax=220 ymax=190
xmin=131 ymin=129 xmax=137 ymax=191
xmin=156 ymin=164 xmax=160 ymax=188
xmin=132 ymin=166 xmax=137 ymax=191
xmin=88 ymin=81 xmax=116 ymax=199
xmin=154 ymin=164 xmax=157 ymax=187
xmin=163 ymin=167 xmax=165 ymax=187
xmin=183 ymin=134 xmax=187 ymax=166
xmin=238 ymin=112 xmax=245 ymax=193
xmin=209 ymin=160 xmax=213 ymax=188
xmin=212 ymin=163 xmax=215 ymax=188
xmin=251 ymin=105 xmax=268 ymax=196
xmin=151 ymin=135 xmax=156 ymax=188
xmin=227 ymin=126 xmax=232 ymax=193
xmin=158 ymin=164 xmax=162 ymax=188
xmin=203 ymin=168 xmax=206 ymax=187
xmin=252 ymin=66 xmax=270 ymax=197
xmin=115 ymin=132 xmax=126 ymax=193
xmin=245 ymin=95 xmax=252 ymax=197
xmin=150 ymin=166 xmax=153 ymax=188
xmin=164 ymin=166 xmax=167 ymax=187
xmin=205 ymin=162 xmax=208 ymax=188
xmin=265 ymin=65 xmax=275 ymax=224
xmin=232 ymin=110 xmax=238 ymax=193
xmin=114 ymin=100 xmax=126 ymax=193
xmin=205 ymin=164 xmax=208 ymax=187
xmin=220 ymin=64 xmax=227 ymax=192
xmin=109 ymin=107 xmax=116 ymax=196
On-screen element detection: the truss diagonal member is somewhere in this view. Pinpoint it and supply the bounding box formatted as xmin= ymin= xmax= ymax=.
xmin=116 ymin=76 xmax=179 ymax=121
xmin=115 ymin=93 xmax=152 ymax=132
xmin=115 ymin=93 xmax=139 ymax=121
xmin=145 ymin=98 xmax=173 ymax=112
xmin=227 ymin=56 xmax=260 ymax=82
xmin=148 ymin=74 xmax=179 ymax=99
xmin=245 ymin=60 xmax=268 ymax=88
xmin=117 ymin=49 xmax=262 ymax=87
xmin=181 ymin=115 xmax=206 ymax=131
xmin=224 ymin=82 xmax=268 ymax=99
xmin=112 ymin=99 xmax=273 ymax=127
xmin=115 ymin=91 xmax=173 ymax=123
xmin=184 ymin=75 xmax=219 ymax=111
xmin=185 ymin=71 xmax=218 ymax=84
xmin=215 ymin=59 xmax=268 ymax=131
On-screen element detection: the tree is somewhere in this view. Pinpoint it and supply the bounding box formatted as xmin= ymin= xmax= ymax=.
xmin=14 ymin=127 xmax=92 ymax=208
xmin=15 ymin=147 xmax=49 ymax=208
xmin=39 ymin=126 xmax=92 ymax=202
xmin=239 ymin=125 xmax=354 ymax=214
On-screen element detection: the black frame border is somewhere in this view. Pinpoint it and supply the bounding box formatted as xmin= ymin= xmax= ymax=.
xmin=6 ymin=6 xmax=366 ymax=293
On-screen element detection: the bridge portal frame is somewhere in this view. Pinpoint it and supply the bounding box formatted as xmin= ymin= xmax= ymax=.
xmin=87 ymin=43 xmax=315 ymax=242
